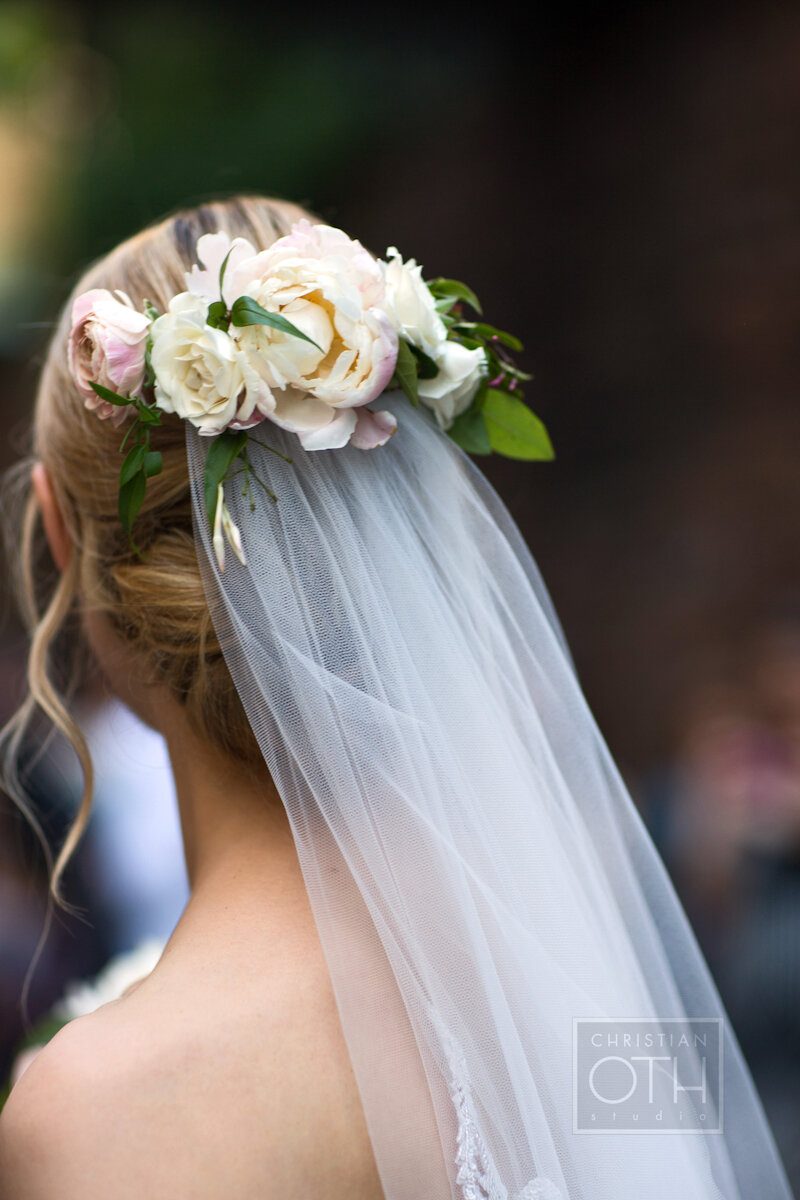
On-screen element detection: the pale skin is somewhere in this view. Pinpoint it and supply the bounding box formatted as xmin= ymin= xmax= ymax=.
xmin=0 ymin=465 xmax=399 ymax=1199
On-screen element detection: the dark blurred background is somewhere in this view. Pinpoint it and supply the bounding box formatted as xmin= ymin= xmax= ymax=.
xmin=0 ymin=0 xmax=798 ymax=1183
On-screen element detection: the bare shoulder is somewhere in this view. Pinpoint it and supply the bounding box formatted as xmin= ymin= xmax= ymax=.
xmin=0 ymin=957 xmax=387 ymax=1200
xmin=0 ymin=1013 xmax=115 ymax=1200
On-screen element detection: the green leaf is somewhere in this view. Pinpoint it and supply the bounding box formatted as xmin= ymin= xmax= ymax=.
xmin=452 ymin=334 xmax=482 ymax=352
xmin=448 ymin=407 xmax=491 ymax=455
xmin=144 ymin=300 xmax=160 ymax=323
xmin=203 ymin=430 xmax=248 ymax=527
xmin=408 ymin=342 xmax=439 ymax=380
xmin=482 ymin=390 xmax=555 ymax=461
xmin=90 ymin=382 xmax=130 ymax=407
xmin=120 ymin=443 xmax=146 ymax=486
xmin=230 ymin=296 xmax=322 ymax=350
xmin=118 ymin=470 xmax=147 ymax=535
xmin=144 ymin=450 xmax=163 ymax=478
xmin=392 ymin=339 xmax=419 ymax=407
xmin=454 ymin=322 xmax=523 ymax=352
xmin=206 ymin=299 xmax=229 ymax=331
xmin=427 ymin=277 xmax=482 ymax=316
xmin=135 ymin=402 xmax=162 ymax=426
xmin=218 ymin=245 xmax=235 ymax=297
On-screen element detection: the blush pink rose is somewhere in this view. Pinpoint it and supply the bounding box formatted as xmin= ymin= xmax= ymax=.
xmin=68 ymin=289 xmax=150 ymax=425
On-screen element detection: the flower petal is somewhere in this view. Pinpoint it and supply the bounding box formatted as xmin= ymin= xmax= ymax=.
xmin=221 ymin=502 xmax=247 ymax=567
xmin=297 ymin=407 xmax=358 ymax=451
xmin=186 ymin=232 xmax=257 ymax=304
xmin=267 ymin=387 xmax=337 ymax=435
xmin=213 ymin=483 xmax=226 ymax=573
xmin=350 ymin=407 xmax=398 ymax=450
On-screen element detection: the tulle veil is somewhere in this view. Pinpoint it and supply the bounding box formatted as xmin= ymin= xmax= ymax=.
xmin=187 ymin=391 xmax=793 ymax=1200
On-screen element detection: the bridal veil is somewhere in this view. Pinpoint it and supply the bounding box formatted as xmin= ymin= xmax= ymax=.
xmin=187 ymin=391 xmax=792 ymax=1200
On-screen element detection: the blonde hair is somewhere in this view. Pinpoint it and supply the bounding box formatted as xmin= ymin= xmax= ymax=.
xmin=1 ymin=195 xmax=317 ymax=916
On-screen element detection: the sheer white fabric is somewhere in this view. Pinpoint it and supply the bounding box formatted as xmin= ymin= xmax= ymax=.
xmin=187 ymin=392 xmax=793 ymax=1200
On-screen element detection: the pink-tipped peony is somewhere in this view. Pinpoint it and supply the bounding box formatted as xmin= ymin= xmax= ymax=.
xmin=222 ymin=220 xmax=399 ymax=449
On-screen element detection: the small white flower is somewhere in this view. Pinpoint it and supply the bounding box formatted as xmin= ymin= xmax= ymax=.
xmin=222 ymin=502 xmax=247 ymax=567
xmin=213 ymin=482 xmax=246 ymax=573
xmin=382 ymin=247 xmax=486 ymax=430
xmin=418 ymin=340 xmax=487 ymax=430
xmin=382 ymin=246 xmax=449 ymax=359
xmin=213 ymin=482 xmax=226 ymax=571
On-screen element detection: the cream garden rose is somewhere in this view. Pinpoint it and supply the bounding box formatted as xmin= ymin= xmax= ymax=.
xmin=68 ymin=288 xmax=150 ymax=424
xmin=188 ymin=223 xmax=399 ymax=451
xmin=149 ymin=292 xmax=272 ymax=435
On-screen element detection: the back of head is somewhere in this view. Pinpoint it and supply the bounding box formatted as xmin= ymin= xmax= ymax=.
xmin=5 ymin=195 xmax=316 ymax=902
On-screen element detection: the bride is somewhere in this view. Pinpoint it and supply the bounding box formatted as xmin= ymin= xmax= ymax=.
xmin=0 ymin=195 xmax=793 ymax=1199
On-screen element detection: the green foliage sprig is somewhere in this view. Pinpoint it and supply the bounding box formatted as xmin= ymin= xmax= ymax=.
xmin=434 ymin=279 xmax=553 ymax=461
xmin=89 ymin=382 xmax=164 ymax=555
xmin=202 ymin=427 xmax=291 ymax=529
xmin=385 ymin=277 xmax=553 ymax=462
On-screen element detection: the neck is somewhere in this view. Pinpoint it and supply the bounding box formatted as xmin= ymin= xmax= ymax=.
xmin=128 ymin=692 xmax=324 ymax=992
xmin=155 ymin=696 xmax=301 ymax=907
xmin=85 ymin=624 xmax=310 ymax=946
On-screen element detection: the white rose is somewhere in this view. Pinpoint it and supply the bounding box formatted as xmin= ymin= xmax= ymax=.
xmin=221 ymin=220 xmax=398 ymax=451
xmin=382 ymin=247 xmax=449 ymax=359
xmin=150 ymin=292 xmax=272 ymax=435
xmin=418 ymin=340 xmax=487 ymax=430
xmin=381 ymin=247 xmax=486 ymax=429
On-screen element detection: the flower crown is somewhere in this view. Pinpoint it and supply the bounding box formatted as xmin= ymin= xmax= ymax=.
xmin=68 ymin=218 xmax=553 ymax=571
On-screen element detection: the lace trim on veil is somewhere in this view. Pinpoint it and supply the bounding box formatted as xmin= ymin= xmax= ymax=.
xmin=433 ymin=1015 xmax=563 ymax=1200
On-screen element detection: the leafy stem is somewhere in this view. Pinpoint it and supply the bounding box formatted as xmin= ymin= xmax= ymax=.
xmin=202 ymin=429 xmax=280 ymax=557
xmin=241 ymin=447 xmax=277 ymax=504
xmin=246 ymin=437 xmax=293 ymax=465
xmin=89 ymin=384 xmax=164 ymax=556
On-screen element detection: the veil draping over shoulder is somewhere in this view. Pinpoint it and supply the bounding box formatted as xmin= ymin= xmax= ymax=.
xmin=187 ymin=392 xmax=793 ymax=1200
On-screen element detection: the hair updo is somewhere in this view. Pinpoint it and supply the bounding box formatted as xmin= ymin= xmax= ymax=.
xmin=2 ymin=194 xmax=316 ymax=906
